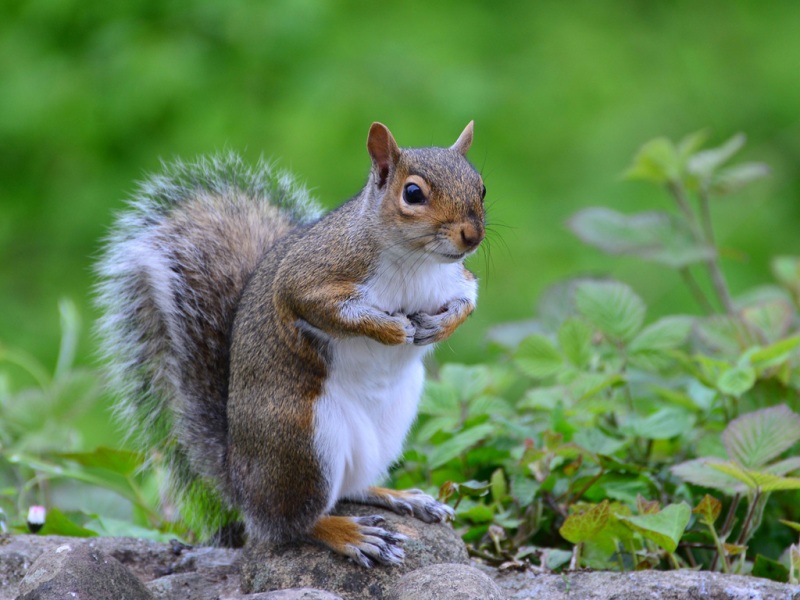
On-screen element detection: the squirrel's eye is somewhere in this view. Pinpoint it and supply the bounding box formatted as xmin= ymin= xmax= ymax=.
xmin=481 ymin=185 xmax=487 ymax=201
xmin=403 ymin=183 xmax=427 ymax=205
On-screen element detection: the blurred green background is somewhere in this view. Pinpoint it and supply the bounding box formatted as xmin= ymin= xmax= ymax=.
xmin=2 ymin=0 xmax=799 ymax=373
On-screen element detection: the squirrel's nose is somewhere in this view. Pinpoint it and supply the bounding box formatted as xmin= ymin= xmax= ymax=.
xmin=459 ymin=223 xmax=483 ymax=250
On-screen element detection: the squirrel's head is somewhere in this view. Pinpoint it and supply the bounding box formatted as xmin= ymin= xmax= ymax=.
xmin=366 ymin=122 xmax=485 ymax=264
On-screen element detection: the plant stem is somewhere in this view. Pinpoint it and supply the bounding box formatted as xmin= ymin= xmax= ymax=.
xmin=697 ymin=189 xmax=717 ymax=246
xmin=684 ymin=546 xmax=698 ymax=568
xmin=719 ymin=493 xmax=741 ymax=538
xmin=706 ymin=520 xmax=731 ymax=573
xmin=735 ymin=489 xmax=761 ymax=547
xmin=569 ymin=543 xmax=582 ymax=570
xmin=711 ymin=493 xmax=740 ymax=571
xmin=679 ymin=268 xmax=715 ymax=314
xmin=667 ymin=181 xmax=699 ymax=227
xmin=561 ymin=469 xmax=605 ymax=504
xmin=668 ymin=181 xmax=736 ymax=314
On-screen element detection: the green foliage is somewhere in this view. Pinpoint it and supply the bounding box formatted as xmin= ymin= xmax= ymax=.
xmin=390 ymin=131 xmax=800 ymax=574
xmin=0 ymin=301 xmax=176 ymax=541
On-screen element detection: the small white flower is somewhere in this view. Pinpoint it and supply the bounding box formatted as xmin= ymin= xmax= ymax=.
xmin=27 ymin=505 xmax=46 ymax=533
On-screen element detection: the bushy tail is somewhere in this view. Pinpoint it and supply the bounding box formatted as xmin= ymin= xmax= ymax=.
xmin=95 ymin=153 xmax=321 ymax=540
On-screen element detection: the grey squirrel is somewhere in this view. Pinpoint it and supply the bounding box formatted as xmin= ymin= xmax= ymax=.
xmin=96 ymin=122 xmax=486 ymax=567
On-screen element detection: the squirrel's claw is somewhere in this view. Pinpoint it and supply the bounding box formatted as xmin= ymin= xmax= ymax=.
xmin=366 ymin=488 xmax=455 ymax=524
xmin=343 ymin=517 xmax=407 ymax=567
xmin=403 ymin=492 xmax=456 ymax=524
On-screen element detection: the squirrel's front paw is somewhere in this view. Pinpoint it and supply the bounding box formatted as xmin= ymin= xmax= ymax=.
xmin=385 ymin=312 xmax=416 ymax=345
xmin=408 ymin=309 xmax=447 ymax=346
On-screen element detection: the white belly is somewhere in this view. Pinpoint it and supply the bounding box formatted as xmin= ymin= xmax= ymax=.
xmin=312 ymin=253 xmax=477 ymax=511
xmin=313 ymin=338 xmax=428 ymax=511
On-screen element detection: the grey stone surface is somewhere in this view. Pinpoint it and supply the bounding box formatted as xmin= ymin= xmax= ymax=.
xmin=390 ymin=563 xmax=505 ymax=599
xmin=247 ymin=589 xmax=345 ymax=599
xmin=486 ymin=567 xmax=800 ymax=600
xmin=0 ymin=534 xmax=240 ymax=600
xmin=15 ymin=542 xmax=154 ymax=600
xmin=7 ymin=532 xmax=800 ymax=600
xmin=240 ymin=503 xmax=469 ymax=600
xmin=147 ymin=567 xmax=241 ymax=600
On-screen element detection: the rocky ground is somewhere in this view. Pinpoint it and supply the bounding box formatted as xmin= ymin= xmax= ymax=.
xmin=3 ymin=505 xmax=800 ymax=599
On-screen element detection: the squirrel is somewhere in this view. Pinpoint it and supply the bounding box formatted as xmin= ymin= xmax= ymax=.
xmin=95 ymin=122 xmax=486 ymax=567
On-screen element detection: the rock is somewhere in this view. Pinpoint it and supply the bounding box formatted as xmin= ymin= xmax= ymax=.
xmin=0 ymin=535 xmax=241 ymax=600
xmin=486 ymin=567 xmax=800 ymax=599
xmin=240 ymin=503 xmax=469 ymax=600
xmin=247 ymin=589 xmax=345 ymax=599
xmin=16 ymin=542 xmax=154 ymax=600
xmin=146 ymin=567 xmax=241 ymax=600
xmin=390 ymin=563 xmax=505 ymax=599
xmin=8 ymin=532 xmax=800 ymax=600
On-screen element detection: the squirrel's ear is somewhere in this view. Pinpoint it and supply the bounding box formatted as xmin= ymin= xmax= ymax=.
xmin=451 ymin=121 xmax=474 ymax=155
xmin=367 ymin=123 xmax=400 ymax=189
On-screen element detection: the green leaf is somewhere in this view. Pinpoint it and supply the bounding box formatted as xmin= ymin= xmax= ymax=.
xmin=710 ymin=162 xmax=770 ymax=196
xmin=629 ymin=316 xmax=693 ymax=353
xmin=617 ymin=502 xmax=691 ymax=553
xmin=428 ymin=423 xmax=495 ymax=469
xmin=572 ymin=428 xmax=625 ymax=456
xmin=766 ymin=456 xmax=800 ymax=476
xmin=752 ymin=554 xmax=789 ymax=583
xmin=514 ymin=335 xmax=564 ymax=379
xmin=519 ymin=386 xmax=563 ymax=411
xmin=692 ymin=494 xmax=722 ymax=525
xmin=545 ymin=548 xmax=573 ymax=571
xmin=486 ymin=319 xmax=543 ymax=349
xmin=6 ymin=454 xmax=144 ymax=509
xmin=677 ymin=130 xmax=709 ymax=164
xmin=671 ymin=458 xmax=745 ymax=494
xmin=439 ymin=364 xmax=492 ymax=401
xmin=468 ymin=395 xmax=514 ymax=419
xmin=708 ymin=462 xmax=800 ymax=492
xmin=601 ymin=477 xmax=651 ymax=505
xmin=572 ymin=373 xmax=625 ymax=401
xmin=568 ymin=208 xmax=714 ymax=268
xmin=624 ymin=137 xmax=679 ymax=183
xmin=457 ymin=503 xmax=495 ymax=523
xmin=623 ymin=407 xmax=694 ymax=440
xmin=558 ymin=318 xmax=593 ymax=368
xmin=83 ymin=516 xmax=176 ymax=542
xmin=559 ymin=500 xmax=610 ymax=544
xmin=716 ymin=365 xmax=756 ymax=397
xmin=451 ymin=480 xmax=492 ymax=497
xmin=575 ymin=280 xmax=646 ymax=342
xmin=58 ymin=447 xmax=143 ymax=477
xmin=511 ymin=476 xmax=540 ymax=505
xmin=695 ymin=315 xmax=755 ymax=357
xmin=749 ymin=335 xmax=800 ymax=369
xmin=741 ymin=299 xmax=794 ymax=343
xmin=722 ymin=404 xmax=800 ymax=469
xmin=779 ymin=520 xmax=800 ymax=534
xmin=38 ymin=507 xmax=98 ymax=538
xmin=490 ymin=468 xmax=508 ymax=503
xmin=419 ymin=380 xmax=459 ymax=417
xmin=687 ymin=133 xmax=746 ymax=178
xmin=771 ymin=256 xmax=800 ymax=298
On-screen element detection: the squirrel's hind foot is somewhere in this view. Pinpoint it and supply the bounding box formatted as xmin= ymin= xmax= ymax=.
xmin=310 ymin=514 xmax=407 ymax=568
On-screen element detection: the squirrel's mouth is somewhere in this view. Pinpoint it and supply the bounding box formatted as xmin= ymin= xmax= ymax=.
xmin=438 ymin=251 xmax=467 ymax=261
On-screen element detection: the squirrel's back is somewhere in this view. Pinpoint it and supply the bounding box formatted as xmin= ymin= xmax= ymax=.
xmin=95 ymin=153 xmax=321 ymax=537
